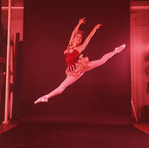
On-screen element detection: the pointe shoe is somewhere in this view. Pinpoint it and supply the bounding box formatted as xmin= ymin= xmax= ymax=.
xmin=115 ymin=44 xmax=126 ymax=53
xmin=34 ymin=95 xmax=48 ymax=104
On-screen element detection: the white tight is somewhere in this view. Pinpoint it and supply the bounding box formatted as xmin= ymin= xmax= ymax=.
xmin=46 ymin=50 xmax=116 ymax=99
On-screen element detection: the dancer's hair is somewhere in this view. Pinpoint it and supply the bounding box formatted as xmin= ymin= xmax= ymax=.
xmin=75 ymin=30 xmax=85 ymax=38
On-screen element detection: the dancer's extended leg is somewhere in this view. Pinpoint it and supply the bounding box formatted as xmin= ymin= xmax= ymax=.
xmin=34 ymin=73 xmax=83 ymax=104
xmin=34 ymin=44 xmax=125 ymax=104
xmin=83 ymin=44 xmax=126 ymax=72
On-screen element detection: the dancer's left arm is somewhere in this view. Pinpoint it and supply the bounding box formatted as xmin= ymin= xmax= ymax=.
xmin=78 ymin=23 xmax=102 ymax=53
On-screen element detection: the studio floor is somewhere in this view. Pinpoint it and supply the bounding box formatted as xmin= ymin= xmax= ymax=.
xmin=0 ymin=121 xmax=149 ymax=148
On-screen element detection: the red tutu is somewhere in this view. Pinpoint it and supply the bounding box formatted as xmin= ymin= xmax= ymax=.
xmin=65 ymin=54 xmax=89 ymax=77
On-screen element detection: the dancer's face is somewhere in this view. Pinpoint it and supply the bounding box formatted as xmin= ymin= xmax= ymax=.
xmin=74 ymin=34 xmax=82 ymax=45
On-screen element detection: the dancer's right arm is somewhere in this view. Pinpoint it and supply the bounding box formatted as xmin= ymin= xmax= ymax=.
xmin=77 ymin=23 xmax=102 ymax=53
xmin=69 ymin=18 xmax=86 ymax=45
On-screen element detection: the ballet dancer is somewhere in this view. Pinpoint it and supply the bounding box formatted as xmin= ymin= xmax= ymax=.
xmin=34 ymin=17 xmax=126 ymax=104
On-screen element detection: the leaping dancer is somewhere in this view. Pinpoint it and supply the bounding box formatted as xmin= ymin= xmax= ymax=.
xmin=34 ymin=17 xmax=126 ymax=104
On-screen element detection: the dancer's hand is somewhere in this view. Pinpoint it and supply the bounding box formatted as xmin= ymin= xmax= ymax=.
xmin=79 ymin=17 xmax=86 ymax=25
xmin=94 ymin=23 xmax=102 ymax=30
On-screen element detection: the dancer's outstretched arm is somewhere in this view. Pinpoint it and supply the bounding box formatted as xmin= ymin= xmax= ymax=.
xmin=78 ymin=23 xmax=102 ymax=53
xmin=69 ymin=17 xmax=86 ymax=45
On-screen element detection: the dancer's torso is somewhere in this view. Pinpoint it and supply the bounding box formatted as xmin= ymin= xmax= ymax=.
xmin=64 ymin=45 xmax=79 ymax=66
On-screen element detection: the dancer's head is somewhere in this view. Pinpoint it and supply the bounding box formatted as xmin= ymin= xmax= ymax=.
xmin=73 ymin=30 xmax=85 ymax=46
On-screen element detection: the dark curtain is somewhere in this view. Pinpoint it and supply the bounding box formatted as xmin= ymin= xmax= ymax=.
xmin=20 ymin=0 xmax=131 ymax=124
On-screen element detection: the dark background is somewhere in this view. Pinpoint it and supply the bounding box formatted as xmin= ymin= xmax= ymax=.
xmin=18 ymin=0 xmax=131 ymax=124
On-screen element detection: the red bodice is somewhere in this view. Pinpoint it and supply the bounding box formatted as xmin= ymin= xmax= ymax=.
xmin=65 ymin=50 xmax=79 ymax=66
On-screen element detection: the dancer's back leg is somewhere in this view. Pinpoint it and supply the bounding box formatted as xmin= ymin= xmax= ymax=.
xmin=34 ymin=73 xmax=83 ymax=104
